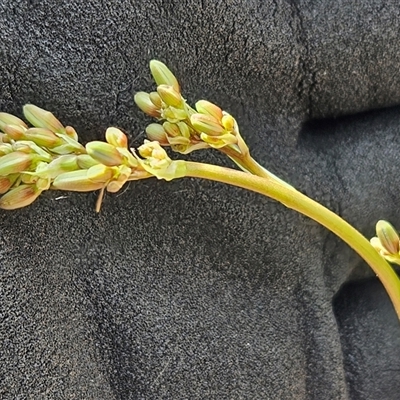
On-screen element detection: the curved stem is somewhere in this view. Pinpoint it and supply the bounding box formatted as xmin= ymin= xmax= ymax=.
xmin=184 ymin=161 xmax=400 ymax=320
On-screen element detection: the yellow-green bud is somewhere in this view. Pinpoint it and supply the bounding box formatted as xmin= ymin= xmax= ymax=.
xmin=221 ymin=114 xmax=235 ymax=131
xmin=200 ymin=132 xmax=237 ymax=148
xmin=52 ymin=170 xmax=104 ymax=192
xmin=191 ymin=114 xmax=225 ymax=136
xmin=195 ymin=100 xmax=223 ymax=121
xmin=145 ymin=123 xmax=169 ymax=144
xmin=86 ymin=141 xmax=123 ymax=166
xmin=0 ymin=152 xmax=34 ymax=176
xmin=149 ymin=92 xmax=163 ymax=108
xmin=65 ymin=126 xmax=79 ymax=141
xmin=105 ymin=127 xmax=128 ymax=148
xmin=149 ymin=60 xmax=180 ymax=93
xmin=43 ymin=155 xmax=79 ymax=178
xmin=23 ymin=104 xmax=65 ymax=133
xmin=134 ymin=92 xmax=161 ymax=118
xmin=163 ymin=121 xmax=181 ymax=137
xmin=87 ymin=164 xmax=115 ymax=183
xmin=177 ymin=122 xmax=191 ymax=139
xmin=76 ymin=154 xmax=99 ymax=169
xmin=157 ymin=85 xmax=183 ymax=108
xmin=0 ymin=113 xmax=28 ymax=132
xmin=376 ymin=220 xmax=400 ymax=254
xmin=0 ymin=144 xmax=13 ymax=156
xmin=162 ymin=107 xmax=187 ymax=122
xmin=24 ymin=128 xmax=63 ymax=148
xmin=0 ymin=184 xmax=42 ymax=210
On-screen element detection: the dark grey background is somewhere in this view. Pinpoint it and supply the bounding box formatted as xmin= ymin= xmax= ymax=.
xmin=1 ymin=1 xmax=399 ymax=399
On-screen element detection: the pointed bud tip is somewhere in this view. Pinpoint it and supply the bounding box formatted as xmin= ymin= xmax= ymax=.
xmin=149 ymin=60 xmax=180 ymax=93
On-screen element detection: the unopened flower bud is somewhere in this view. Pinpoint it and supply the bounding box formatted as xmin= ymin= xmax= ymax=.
xmin=105 ymin=127 xmax=128 ymax=148
xmin=221 ymin=114 xmax=235 ymax=132
xmin=65 ymin=126 xmax=79 ymax=141
xmin=0 ymin=151 xmax=34 ymax=176
xmin=162 ymin=107 xmax=187 ymax=122
xmin=195 ymin=100 xmax=223 ymax=121
xmin=191 ymin=114 xmax=225 ymax=136
xmin=177 ymin=122 xmax=191 ymax=139
xmin=87 ymin=164 xmax=115 ymax=183
xmin=149 ymin=92 xmax=163 ymax=108
xmin=76 ymin=154 xmax=99 ymax=169
xmin=163 ymin=122 xmax=181 ymax=137
xmin=86 ymin=141 xmax=124 ymax=166
xmin=157 ymin=85 xmax=183 ymax=108
xmin=376 ymin=220 xmax=400 ymax=254
xmin=24 ymin=128 xmax=63 ymax=148
xmin=23 ymin=104 xmax=65 ymax=133
xmin=0 ymin=184 xmax=42 ymax=210
xmin=0 ymin=175 xmax=17 ymax=194
xmin=134 ymin=92 xmax=161 ymax=118
xmin=3 ymin=124 xmax=26 ymax=140
xmin=52 ymin=170 xmax=104 ymax=192
xmin=200 ymin=132 xmax=237 ymax=149
xmin=0 ymin=144 xmax=13 ymax=156
xmin=149 ymin=60 xmax=180 ymax=93
xmin=0 ymin=113 xmax=28 ymax=132
xmin=145 ymin=123 xmax=169 ymax=144
xmin=43 ymin=155 xmax=79 ymax=178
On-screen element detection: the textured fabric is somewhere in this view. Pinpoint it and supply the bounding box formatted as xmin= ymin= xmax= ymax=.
xmin=1 ymin=1 xmax=399 ymax=399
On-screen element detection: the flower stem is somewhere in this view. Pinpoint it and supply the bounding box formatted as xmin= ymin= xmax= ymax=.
xmin=184 ymin=161 xmax=400 ymax=320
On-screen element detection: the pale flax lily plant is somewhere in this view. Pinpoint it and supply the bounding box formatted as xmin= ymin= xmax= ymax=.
xmin=0 ymin=60 xmax=399 ymax=321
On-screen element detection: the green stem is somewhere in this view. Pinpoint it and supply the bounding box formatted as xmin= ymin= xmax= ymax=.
xmin=184 ymin=161 xmax=400 ymax=321
xmin=221 ymin=146 xmax=294 ymax=189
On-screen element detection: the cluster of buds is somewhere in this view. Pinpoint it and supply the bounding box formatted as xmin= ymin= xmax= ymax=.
xmin=134 ymin=60 xmax=245 ymax=155
xmin=0 ymin=105 xmax=154 ymax=211
xmin=370 ymin=220 xmax=400 ymax=265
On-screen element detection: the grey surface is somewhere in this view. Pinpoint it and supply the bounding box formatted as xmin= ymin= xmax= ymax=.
xmin=1 ymin=0 xmax=400 ymax=399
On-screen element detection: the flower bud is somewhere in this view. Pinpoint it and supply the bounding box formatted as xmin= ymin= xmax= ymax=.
xmin=163 ymin=122 xmax=181 ymax=137
xmin=376 ymin=220 xmax=400 ymax=254
xmin=0 ymin=175 xmax=17 ymax=194
xmin=0 ymin=151 xmax=34 ymax=176
xmin=195 ymin=100 xmax=223 ymax=121
xmin=149 ymin=92 xmax=163 ymax=108
xmin=86 ymin=141 xmax=123 ymax=166
xmin=0 ymin=113 xmax=28 ymax=132
xmin=43 ymin=155 xmax=79 ymax=178
xmin=221 ymin=114 xmax=235 ymax=132
xmin=145 ymin=123 xmax=169 ymax=144
xmin=149 ymin=60 xmax=180 ymax=93
xmin=0 ymin=144 xmax=13 ymax=156
xmin=134 ymin=92 xmax=161 ymax=118
xmin=76 ymin=154 xmax=99 ymax=169
xmin=87 ymin=164 xmax=115 ymax=183
xmin=200 ymin=132 xmax=237 ymax=149
xmin=23 ymin=104 xmax=65 ymax=133
xmin=0 ymin=184 xmax=42 ymax=210
xmin=162 ymin=107 xmax=187 ymax=122
xmin=52 ymin=170 xmax=104 ymax=192
xmin=177 ymin=122 xmax=191 ymax=139
xmin=24 ymin=128 xmax=63 ymax=148
xmin=3 ymin=124 xmax=26 ymax=140
xmin=157 ymin=85 xmax=183 ymax=108
xmin=105 ymin=127 xmax=128 ymax=148
xmin=65 ymin=126 xmax=79 ymax=141
xmin=191 ymin=114 xmax=225 ymax=136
